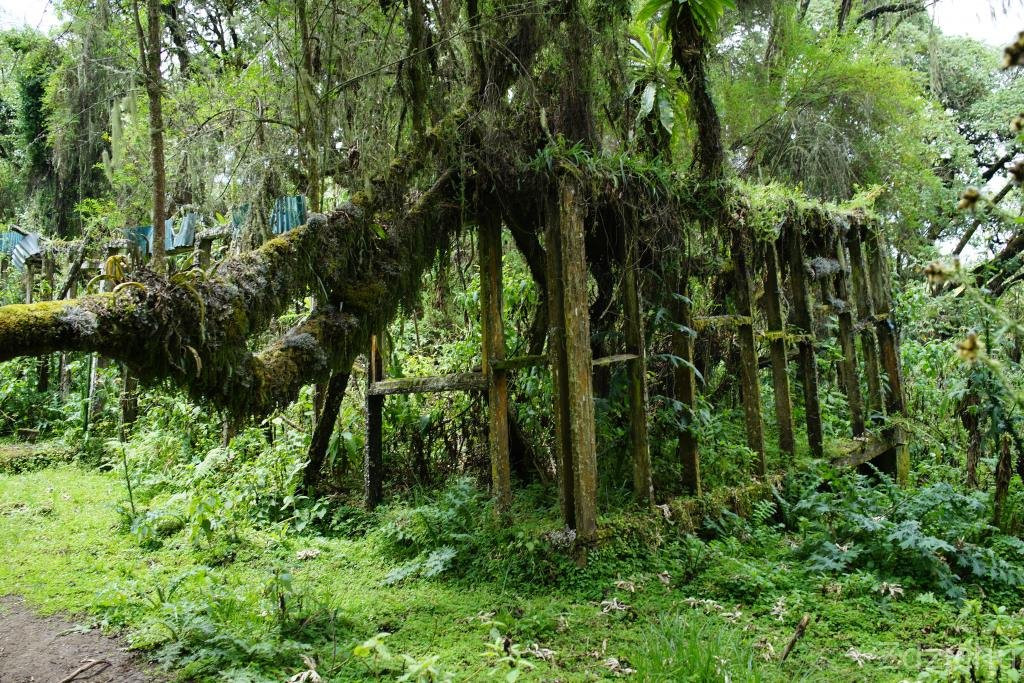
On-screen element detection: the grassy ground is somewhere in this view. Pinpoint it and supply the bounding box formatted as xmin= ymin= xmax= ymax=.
xmin=3 ymin=455 xmax=1010 ymax=682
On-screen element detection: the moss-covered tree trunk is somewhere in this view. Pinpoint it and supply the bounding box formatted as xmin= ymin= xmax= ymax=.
xmin=0 ymin=162 xmax=460 ymax=420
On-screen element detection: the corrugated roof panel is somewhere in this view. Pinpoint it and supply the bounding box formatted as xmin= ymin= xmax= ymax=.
xmin=12 ymin=233 xmax=40 ymax=271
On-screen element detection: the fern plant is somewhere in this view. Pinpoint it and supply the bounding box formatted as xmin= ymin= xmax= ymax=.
xmin=782 ymin=467 xmax=1024 ymax=600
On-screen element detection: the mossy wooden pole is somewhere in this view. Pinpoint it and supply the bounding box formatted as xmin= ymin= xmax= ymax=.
xmin=88 ymin=247 xmax=122 ymax=426
xmin=21 ymin=261 xmax=34 ymax=303
xmin=59 ymin=279 xmax=77 ymax=401
xmin=731 ymin=225 xmax=766 ymax=474
xmin=119 ymin=366 xmax=139 ymax=442
xmin=25 ymin=263 xmax=44 ymax=404
xmin=547 ymin=178 xmax=598 ymax=541
xmin=832 ymin=231 xmax=865 ymax=436
xmin=37 ymin=254 xmax=54 ymax=393
xmin=479 ymin=212 xmax=512 ymax=513
xmin=119 ymin=247 xmax=140 ymax=440
xmin=546 ymin=197 xmax=575 ymax=528
xmin=673 ymin=271 xmax=701 ymax=495
xmin=622 ymin=226 xmax=653 ymax=505
xmin=23 ymin=261 xmax=34 ymax=304
xmin=846 ymin=224 xmax=883 ymax=421
xmin=195 ymin=236 xmax=213 ymax=270
xmin=364 ymin=335 xmax=384 ymax=509
xmin=865 ymin=226 xmax=909 ymax=484
xmin=785 ymin=223 xmax=823 ymax=458
xmin=817 ymin=265 xmax=838 ymax=386
xmin=763 ymin=238 xmax=795 ymax=456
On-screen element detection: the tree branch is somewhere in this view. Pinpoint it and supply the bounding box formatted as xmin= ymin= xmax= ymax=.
xmin=856 ymin=2 xmax=922 ymax=26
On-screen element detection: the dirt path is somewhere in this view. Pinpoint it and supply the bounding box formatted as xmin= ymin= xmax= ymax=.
xmin=0 ymin=597 xmax=156 ymax=683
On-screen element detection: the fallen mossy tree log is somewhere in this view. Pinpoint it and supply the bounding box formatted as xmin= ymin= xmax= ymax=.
xmin=0 ymin=170 xmax=460 ymax=419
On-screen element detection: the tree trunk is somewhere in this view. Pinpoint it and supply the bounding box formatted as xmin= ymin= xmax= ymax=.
xmin=669 ymin=2 xmax=723 ymax=178
xmin=303 ymin=370 xmax=351 ymax=492
xmin=135 ymin=0 xmax=166 ymax=272
xmin=961 ymin=390 xmax=981 ymax=489
xmin=994 ymin=432 xmax=1012 ymax=529
xmin=296 ymin=0 xmax=323 ymax=211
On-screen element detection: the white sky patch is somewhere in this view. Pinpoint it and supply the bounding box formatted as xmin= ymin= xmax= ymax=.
xmin=931 ymin=0 xmax=1024 ymax=45
xmin=0 ymin=0 xmax=57 ymax=32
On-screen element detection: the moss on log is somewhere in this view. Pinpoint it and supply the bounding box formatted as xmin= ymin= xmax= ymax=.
xmin=0 ymin=172 xmax=458 ymax=418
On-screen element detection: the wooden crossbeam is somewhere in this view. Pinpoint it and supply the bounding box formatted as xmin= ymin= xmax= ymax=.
xmin=592 ymin=353 xmax=640 ymax=367
xmin=833 ymin=433 xmax=904 ymax=469
xmin=693 ymin=314 xmax=753 ymax=329
xmin=491 ymin=353 xmax=639 ymax=371
xmin=491 ymin=354 xmax=548 ymax=371
xmin=367 ymin=371 xmax=487 ymax=396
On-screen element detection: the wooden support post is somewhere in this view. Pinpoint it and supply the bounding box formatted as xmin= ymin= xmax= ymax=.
xmin=623 ymin=227 xmax=652 ymax=505
xmin=119 ymin=366 xmax=138 ymax=442
xmin=865 ymin=226 xmax=909 ymax=484
xmin=479 ymin=212 xmax=512 ymax=512
xmin=673 ymin=271 xmax=701 ymax=495
xmin=785 ymin=223 xmax=824 ymax=458
xmin=59 ymin=279 xmax=77 ymax=401
xmin=195 ymin=236 xmax=214 ymax=270
xmin=731 ymin=226 xmax=766 ymax=473
xmin=546 ymin=199 xmax=575 ymax=528
xmin=546 ymin=179 xmax=598 ymax=541
xmin=763 ymin=239 xmax=796 ymax=456
xmin=88 ymin=246 xmax=122 ymax=426
xmin=36 ymin=256 xmax=55 ymax=392
xmin=832 ymin=231 xmax=865 ymax=436
xmin=846 ymin=224 xmax=884 ymax=422
xmin=23 ymin=262 xmax=34 ymax=304
xmin=817 ymin=266 xmax=838 ymax=386
xmin=364 ymin=335 xmax=385 ymax=509
xmin=22 ymin=261 xmax=45 ymax=395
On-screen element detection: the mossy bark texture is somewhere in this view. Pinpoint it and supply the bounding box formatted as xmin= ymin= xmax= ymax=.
xmin=0 ymin=178 xmax=456 ymax=419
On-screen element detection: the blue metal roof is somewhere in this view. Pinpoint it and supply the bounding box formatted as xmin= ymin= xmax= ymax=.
xmin=20 ymin=196 xmax=306 ymax=265
xmin=0 ymin=231 xmax=24 ymax=256
xmin=271 ymin=196 xmax=307 ymax=235
xmin=12 ymin=233 xmax=40 ymax=270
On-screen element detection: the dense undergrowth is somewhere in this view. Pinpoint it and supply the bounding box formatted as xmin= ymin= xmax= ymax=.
xmin=1 ymin=421 xmax=1022 ymax=682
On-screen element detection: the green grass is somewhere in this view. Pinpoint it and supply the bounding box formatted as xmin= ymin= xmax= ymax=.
xmin=0 ymin=463 xmax=1013 ymax=682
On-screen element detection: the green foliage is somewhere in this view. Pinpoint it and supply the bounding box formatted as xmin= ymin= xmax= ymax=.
xmin=915 ymin=601 xmax=1024 ymax=682
xmin=627 ymin=611 xmax=765 ymax=681
xmin=377 ymin=478 xmax=486 ymax=583
xmin=635 ymin=0 xmax=737 ymax=37
xmin=627 ymin=21 xmax=681 ymax=144
xmin=781 ymin=467 xmax=1024 ymax=600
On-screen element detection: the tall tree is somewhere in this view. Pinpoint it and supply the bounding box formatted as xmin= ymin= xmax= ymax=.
xmin=133 ymin=0 xmax=166 ymax=272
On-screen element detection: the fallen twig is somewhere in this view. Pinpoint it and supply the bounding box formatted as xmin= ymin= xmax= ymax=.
xmin=59 ymin=658 xmax=111 ymax=682
xmin=780 ymin=614 xmax=811 ymax=662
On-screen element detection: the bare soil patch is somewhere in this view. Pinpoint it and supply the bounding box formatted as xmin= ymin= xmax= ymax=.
xmin=0 ymin=597 xmax=157 ymax=682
